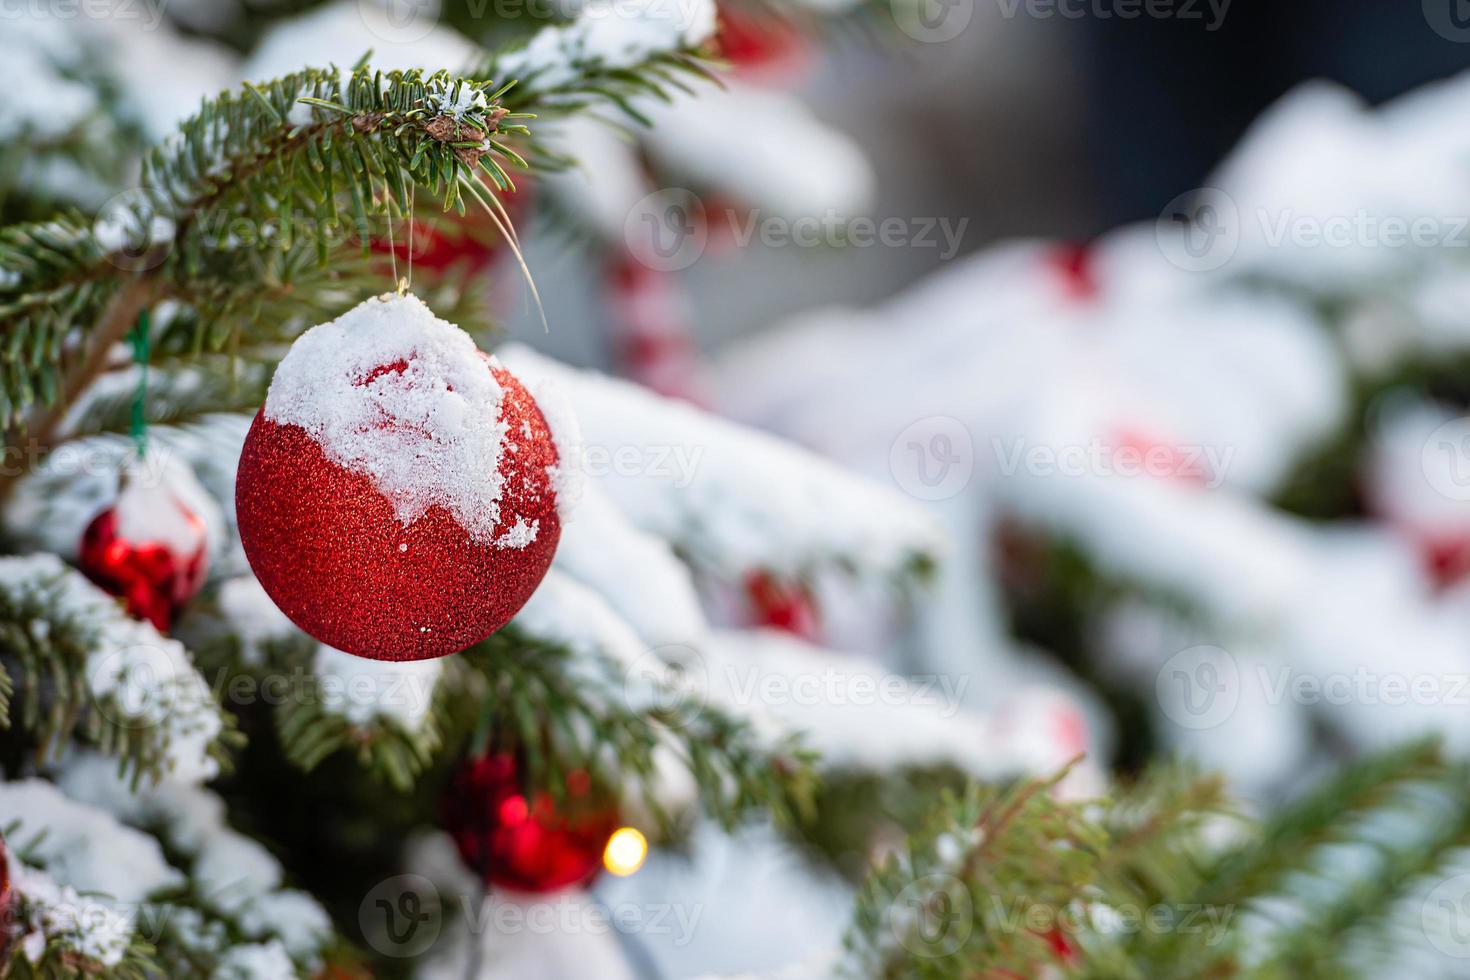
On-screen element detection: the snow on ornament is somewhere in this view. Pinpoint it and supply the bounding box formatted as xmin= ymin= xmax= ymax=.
xmin=77 ymin=455 xmax=210 ymax=632
xmin=235 ymin=294 xmax=569 ymax=661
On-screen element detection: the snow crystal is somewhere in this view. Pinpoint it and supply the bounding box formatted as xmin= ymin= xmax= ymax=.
xmin=312 ymin=644 xmax=443 ymax=729
xmin=495 ymin=516 xmax=540 ymax=549
xmin=265 ymin=293 xmax=511 ymax=544
xmin=430 ymin=84 xmax=490 ymax=120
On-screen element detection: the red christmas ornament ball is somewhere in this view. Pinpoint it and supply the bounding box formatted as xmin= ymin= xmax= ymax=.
xmin=235 ymin=296 xmax=563 ymax=661
xmin=77 ymin=472 xmax=209 ymax=632
xmin=443 ymin=751 xmax=619 ymax=894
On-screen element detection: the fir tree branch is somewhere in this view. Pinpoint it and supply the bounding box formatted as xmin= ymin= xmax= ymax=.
xmin=0 ymin=66 xmax=524 ymax=480
xmin=0 ymin=555 xmax=239 ymax=786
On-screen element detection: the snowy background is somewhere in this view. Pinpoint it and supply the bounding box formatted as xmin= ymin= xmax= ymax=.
xmin=9 ymin=0 xmax=1470 ymax=976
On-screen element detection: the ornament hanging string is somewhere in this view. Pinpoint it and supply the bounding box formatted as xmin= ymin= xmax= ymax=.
xmin=129 ymin=309 xmax=151 ymax=459
xmin=384 ymin=200 xmax=400 ymax=288
xmin=384 ymin=183 xmax=416 ymax=296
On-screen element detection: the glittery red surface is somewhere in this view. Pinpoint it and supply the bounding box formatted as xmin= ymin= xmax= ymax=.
xmin=235 ymin=364 xmax=560 ymax=662
xmin=78 ymin=500 xmax=208 ymax=632
xmin=443 ymin=751 xmax=618 ymax=894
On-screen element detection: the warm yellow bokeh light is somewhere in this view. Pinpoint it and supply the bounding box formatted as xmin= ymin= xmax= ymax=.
xmin=603 ymin=827 xmax=648 ymax=877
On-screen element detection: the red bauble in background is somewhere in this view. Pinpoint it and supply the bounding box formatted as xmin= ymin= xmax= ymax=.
xmin=235 ymin=295 xmax=563 ymax=661
xmin=714 ymin=5 xmax=810 ymax=82
xmin=443 ymin=751 xmax=620 ymax=894
xmin=372 ymin=184 xmax=533 ymax=277
xmin=0 ymin=826 xmax=12 ymax=956
xmin=1047 ymin=241 xmax=1101 ymax=302
xmin=745 ymin=571 xmax=820 ymax=641
xmin=77 ymin=464 xmax=209 ymax=632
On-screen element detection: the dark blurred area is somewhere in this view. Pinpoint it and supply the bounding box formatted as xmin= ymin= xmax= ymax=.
xmin=1076 ymin=0 xmax=1470 ymax=228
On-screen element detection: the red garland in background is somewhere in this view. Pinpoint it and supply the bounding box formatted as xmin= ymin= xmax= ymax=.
xmin=0 ymin=827 xmax=12 ymax=960
xmin=605 ymin=252 xmax=707 ymax=403
xmin=1420 ymin=533 xmax=1470 ymax=587
xmin=714 ymin=4 xmax=811 ymax=83
xmin=443 ymin=750 xmax=625 ymax=894
xmin=236 ymin=295 xmax=563 ymax=661
xmin=745 ymin=571 xmax=821 ymax=641
xmin=77 ymin=463 xmax=209 ymax=633
xmin=1047 ymin=241 xmax=1101 ymax=302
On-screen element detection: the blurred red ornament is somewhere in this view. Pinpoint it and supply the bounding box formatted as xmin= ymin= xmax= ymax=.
xmin=745 ymin=571 xmax=820 ymax=641
xmin=1418 ymin=531 xmax=1470 ymax=587
xmin=77 ymin=468 xmax=209 ymax=632
xmin=372 ymin=184 xmax=533 ymax=276
xmin=715 ymin=5 xmax=810 ymax=82
xmin=0 ymin=827 xmax=12 ymax=959
xmin=236 ymin=354 xmax=561 ymax=662
xmin=443 ymin=751 xmax=620 ymax=894
xmin=1048 ymin=241 xmax=1100 ymax=301
xmin=1111 ymin=427 xmax=1210 ymax=488
xmin=1044 ymin=927 xmax=1080 ymax=964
